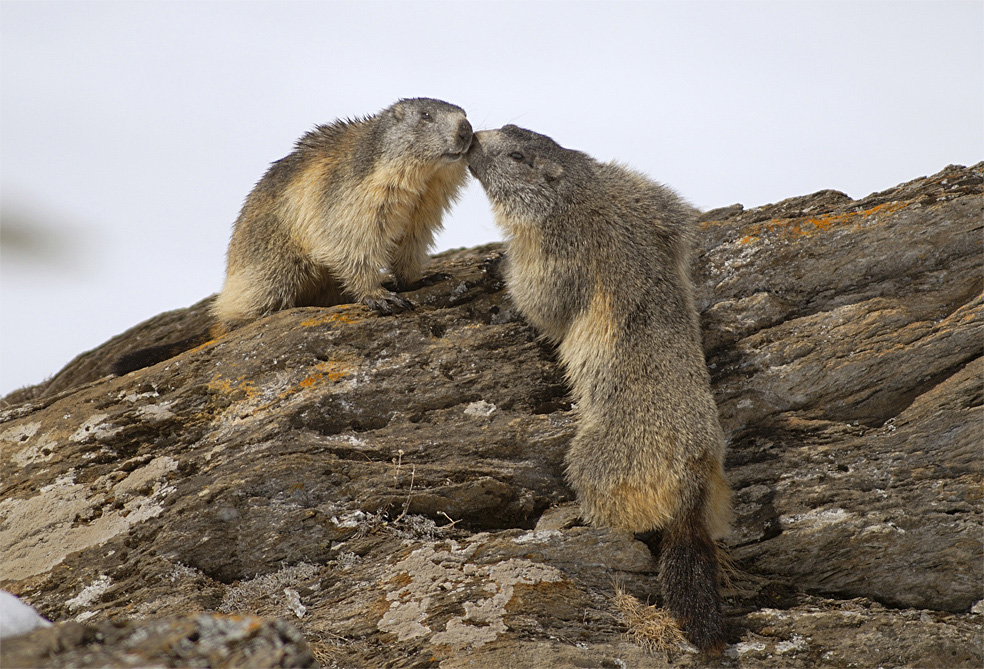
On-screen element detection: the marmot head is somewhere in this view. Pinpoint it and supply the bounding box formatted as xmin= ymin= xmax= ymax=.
xmin=467 ymin=125 xmax=592 ymax=230
xmin=380 ymin=98 xmax=473 ymax=164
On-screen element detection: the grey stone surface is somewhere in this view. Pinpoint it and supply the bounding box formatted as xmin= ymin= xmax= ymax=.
xmin=2 ymin=163 xmax=981 ymax=667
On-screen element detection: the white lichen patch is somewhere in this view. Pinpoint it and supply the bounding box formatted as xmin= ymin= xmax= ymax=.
xmin=167 ymin=562 xmax=205 ymax=583
xmin=66 ymin=574 xmax=113 ymax=610
xmin=120 ymin=389 xmax=160 ymax=402
xmin=115 ymin=456 xmax=179 ymax=498
xmin=779 ymin=507 xmax=850 ymax=530
xmin=1 ymin=420 xmax=41 ymax=445
xmin=377 ymin=540 xmax=564 ymax=649
xmin=369 ymin=353 xmax=412 ymax=375
xmin=0 ymin=457 xmax=180 ymax=581
xmin=775 ymin=635 xmax=808 ymax=654
xmin=327 ymin=434 xmax=366 ymax=447
xmin=725 ymin=640 xmax=768 ymax=658
xmin=10 ymin=432 xmax=58 ymax=467
xmin=1 ymin=421 xmax=62 ymax=467
xmin=513 ymin=530 xmax=562 ymax=544
xmin=749 ymin=608 xmax=790 ymax=621
xmin=860 ymin=520 xmax=906 ymax=535
xmin=218 ymin=562 xmax=319 ymax=617
xmin=37 ymin=471 xmax=77 ymax=493
xmin=69 ymin=414 xmax=122 ymax=444
xmin=379 ymin=598 xmax=432 ymax=641
xmin=332 ymin=509 xmax=371 ymax=529
xmin=433 ymin=559 xmax=564 ymax=649
xmin=464 ymin=400 xmax=497 ymax=417
xmin=135 ymin=403 xmax=176 ymax=423
xmin=283 ymin=588 xmax=306 ymax=618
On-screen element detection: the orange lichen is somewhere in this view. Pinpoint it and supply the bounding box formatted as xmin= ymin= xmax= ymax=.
xmin=301 ymin=312 xmax=362 ymax=328
xmin=737 ymin=201 xmax=908 ymax=245
xmin=207 ymin=359 xmax=356 ymax=415
xmin=387 ymin=572 xmax=414 ymax=589
xmin=296 ymin=360 xmax=353 ymax=389
xmin=207 ymin=375 xmax=260 ymax=400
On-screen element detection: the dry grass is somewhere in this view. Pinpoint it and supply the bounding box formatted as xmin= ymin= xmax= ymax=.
xmin=612 ymin=585 xmax=687 ymax=653
xmin=308 ymin=640 xmax=341 ymax=668
xmin=716 ymin=543 xmax=757 ymax=599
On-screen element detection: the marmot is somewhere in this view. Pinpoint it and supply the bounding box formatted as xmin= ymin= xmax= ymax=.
xmin=113 ymin=98 xmax=472 ymax=375
xmin=467 ymin=125 xmax=731 ymax=652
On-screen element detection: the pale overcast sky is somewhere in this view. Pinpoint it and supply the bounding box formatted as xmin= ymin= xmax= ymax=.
xmin=1 ymin=1 xmax=981 ymax=394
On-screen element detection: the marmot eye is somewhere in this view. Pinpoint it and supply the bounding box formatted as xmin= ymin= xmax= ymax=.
xmin=420 ymin=111 xmax=433 ymax=121
xmin=509 ymin=152 xmax=524 ymax=162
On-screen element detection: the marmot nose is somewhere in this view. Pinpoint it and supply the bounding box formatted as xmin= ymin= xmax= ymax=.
xmin=468 ymin=130 xmax=489 ymax=156
xmin=457 ymin=119 xmax=473 ymax=151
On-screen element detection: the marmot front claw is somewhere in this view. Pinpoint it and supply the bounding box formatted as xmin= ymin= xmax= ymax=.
xmin=363 ymin=292 xmax=414 ymax=315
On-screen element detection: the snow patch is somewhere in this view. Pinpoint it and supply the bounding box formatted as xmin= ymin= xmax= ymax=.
xmin=0 ymin=590 xmax=51 ymax=639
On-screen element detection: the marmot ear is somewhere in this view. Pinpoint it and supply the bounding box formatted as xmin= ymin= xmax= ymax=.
xmin=391 ymin=105 xmax=405 ymax=122
xmin=539 ymin=159 xmax=564 ymax=183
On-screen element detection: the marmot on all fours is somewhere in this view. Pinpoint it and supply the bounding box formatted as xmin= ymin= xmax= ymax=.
xmin=112 ymin=98 xmax=472 ymax=376
xmin=467 ymin=125 xmax=731 ymax=652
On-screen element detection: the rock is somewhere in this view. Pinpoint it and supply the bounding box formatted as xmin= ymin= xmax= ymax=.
xmin=0 ymin=614 xmax=316 ymax=668
xmin=1 ymin=164 xmax=981 ymax=667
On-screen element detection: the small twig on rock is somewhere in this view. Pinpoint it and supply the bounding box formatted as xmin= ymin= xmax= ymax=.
xmin=393 ymin=464 xmax=415 ymax=523
xmin=437 ymin=511 xmax=459 ymax=528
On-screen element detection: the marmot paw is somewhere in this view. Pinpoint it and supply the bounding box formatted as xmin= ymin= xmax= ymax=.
xmin=363 ymin=292 xmax=414 ymax=315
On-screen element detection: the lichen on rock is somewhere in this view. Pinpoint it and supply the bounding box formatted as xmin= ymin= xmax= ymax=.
xmin=1 ymin=164 xmax=981 ymax=668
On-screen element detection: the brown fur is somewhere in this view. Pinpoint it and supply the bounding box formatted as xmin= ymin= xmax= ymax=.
xmin=214 ymin=98 xmax=472 ymax=326
xmin=467 ymin=125 xmax=731 ymax=652
xmin=113 ymin=99 xmax=471 ymax=376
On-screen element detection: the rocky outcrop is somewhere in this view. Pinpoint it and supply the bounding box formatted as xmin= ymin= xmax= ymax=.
xmin=0 ymin=613 xmax=316 ymax=668
xmin=2 ymin=163 xmax=981 ymax=668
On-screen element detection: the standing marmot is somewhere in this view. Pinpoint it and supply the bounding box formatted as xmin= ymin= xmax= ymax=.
xmin=467 ymin=125 xmax=731 ymax=652
xmin=113 ymin=98 xmax=472 ymax=375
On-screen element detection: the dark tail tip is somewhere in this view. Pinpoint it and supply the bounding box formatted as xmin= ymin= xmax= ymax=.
xmin=654 ymin=515 xmax=726 ymax=653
